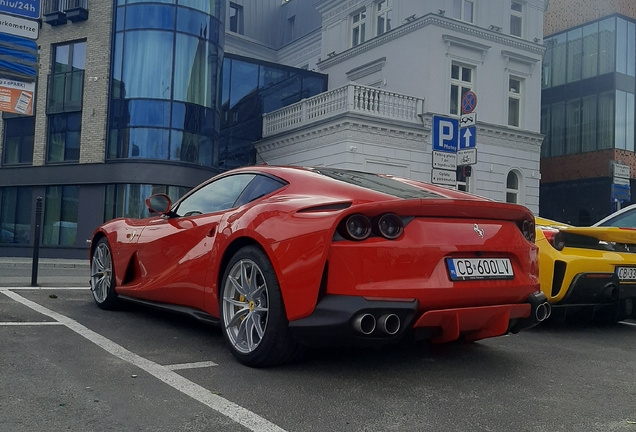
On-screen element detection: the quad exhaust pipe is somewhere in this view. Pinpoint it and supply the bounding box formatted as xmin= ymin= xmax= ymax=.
xmin=353 ymin=313 xmax=401 ymax=335
xmin=535 ymin=301 xmax=552 ymax=322
xmin=352 ymin=313 xmax=376 ymax=335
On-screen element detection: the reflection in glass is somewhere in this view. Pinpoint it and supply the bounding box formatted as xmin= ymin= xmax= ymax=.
xmin=0 ymin=187 xmax=31 ymax=244
xmin=552 ymin=34 xmax=567 ymax=86
xmin=597 ymin=91 xmax=614 ymax=149
xmin=125 ymin=4 xmax=175 ymax=30
xmin=122 ymin=31 xmax=174 ymax=99
xmin=581 ymin=95 xmax=597 ymax=152
xmin=3 ymin=117 xmax=34 ymax=165
xmin=567 ymin=28 xmax=582 ymax=83
xmin=550 ymin=102 xmax=565 ymax=156
xmin=582 ymin=23 xmax=598 ymax=79
xmin=43 ymin=185 xmax=79 ymax=246
xmin=104 ymin=183 xmax=190 ymax=221
xmin=599 ymin=18 xmax=615 ymax=75
xmin=173 ymin=33 xmax=216 ymax=108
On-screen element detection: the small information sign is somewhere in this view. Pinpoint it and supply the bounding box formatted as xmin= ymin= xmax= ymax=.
xmin=433 ymin=150 xmax=457 ymax=170
xmin=457 ymin=148 xmax=477 ymax=165
xmin=432 ymin=168 xmax=457 ymax=186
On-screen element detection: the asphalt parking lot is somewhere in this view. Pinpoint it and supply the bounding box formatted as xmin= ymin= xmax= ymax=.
xmin=2 ymin=260 xmax=636 ymax=432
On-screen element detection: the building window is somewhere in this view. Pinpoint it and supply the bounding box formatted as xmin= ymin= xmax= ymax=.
xmin=450 ymin=64 xmax=473 ymax=115
xmin=286 ymin=15 xmax=295 ymax=42
xmin=506 ymin=172 xmax=519 ymax=204
xmin=105 ymin=184 xmax=190 ymax=221
xmin=43 ymin=185 xmax=79 ymax=246
xmin=47 ymin=113 xmax=81 ymax=163
xmin=510 ymin=1 xmax=523 ymax=37
xmin=0 ymin=187 xmax=31 ymax=245
xmin=3 ymin=116 xmax=35 ymax=165
xmin=508 ymin=77 xmax=522 ymax=127
xmin=452 ymin=0 xmax=474 ymax=23
xmin=351 ymin=9 xmax=366 ymax=47
xmin=229 ymin=3 xmax=243 ymax=34
xmin=375 ymin=0 xmax=392 ymax=36
xmin=47 ymin=41 xmax=85 ymax=114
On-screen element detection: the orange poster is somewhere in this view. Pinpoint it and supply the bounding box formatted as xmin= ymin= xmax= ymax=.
xmin=0 ymin=78 xmax=35 ymax=115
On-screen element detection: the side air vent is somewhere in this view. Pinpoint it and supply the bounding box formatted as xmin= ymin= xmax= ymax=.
xmin=551 ymin=260 xmax=567 ymax=298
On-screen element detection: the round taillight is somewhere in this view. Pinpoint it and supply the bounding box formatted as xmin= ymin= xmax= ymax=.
xmin=377 ymin=213 xmax=403 ymax=240
xmin=345 ymin=214 xmax=372 ymax=240
xmin=522 ymin=219 xmax=536 ymax=242
xmin=543 ymin=229 xmax=565 ymax=251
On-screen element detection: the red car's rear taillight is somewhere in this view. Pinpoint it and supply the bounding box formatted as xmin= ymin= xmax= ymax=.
xmin=519 ymin=218 xmax=536 ymax=243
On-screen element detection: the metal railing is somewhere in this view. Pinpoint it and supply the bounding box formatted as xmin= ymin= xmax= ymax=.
xmin=262 ymin=83 xmax=424 ymax=137
xmin=65 ymin=0 xmax=88 ymax=10
xmin=42 ymin=0 xmax=65 ymax=14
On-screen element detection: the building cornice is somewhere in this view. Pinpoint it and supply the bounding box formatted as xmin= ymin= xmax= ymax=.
xmin=317 ymin=13 xmax=545 ymax=70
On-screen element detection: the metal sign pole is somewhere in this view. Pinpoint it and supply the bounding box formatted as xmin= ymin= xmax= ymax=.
xmin=31 ymin=196 xmax=43 ymax=287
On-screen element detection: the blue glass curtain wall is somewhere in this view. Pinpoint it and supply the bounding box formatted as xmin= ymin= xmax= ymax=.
xmin=220 ymin=54 xmax=327 ymax=170
xmin=541 ymin=15 xmax=636 ymax=157
xmin=108 ymin=0 xmax=224 ymax=167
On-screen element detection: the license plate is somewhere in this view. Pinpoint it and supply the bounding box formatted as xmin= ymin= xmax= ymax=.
xmin=446 ymin=258 xmax=514 ymax=281
xmin=616 ymin=266 xmax=636 ymax=281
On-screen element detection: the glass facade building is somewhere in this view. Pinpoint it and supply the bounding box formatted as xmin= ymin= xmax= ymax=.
xmin=109 ymin=0 xmax=224 ymax=167
xmin=541 ymin=15 xmax=636 ymax=157
xmin=540 ymin=14 xmax=636 ymax=224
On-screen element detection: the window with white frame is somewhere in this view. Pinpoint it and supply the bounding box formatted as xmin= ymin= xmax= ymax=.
xmin=452 ymin=0 xmax=474 ymax=23
xmin=506 ymin=171 xmax=519 ymax=203
xmin=375 ymin=0 xmax=392 ymax=36
xmin=450 ymin=64 xmax=473 ymax=115
xmin=510 ymin=1 xmax=523 ymax=37
xmin=508 ymin=77 xmax=522 ymax=127
xmin=351 ymin=10 xmax=366 ymax=47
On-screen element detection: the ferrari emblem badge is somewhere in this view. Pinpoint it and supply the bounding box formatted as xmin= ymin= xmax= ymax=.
xmin=473 ymin=223 xmax=484 ymax=238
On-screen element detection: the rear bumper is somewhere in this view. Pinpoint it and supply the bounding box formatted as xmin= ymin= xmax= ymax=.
xmin=288 ymin=291 xmax=547 ymax=347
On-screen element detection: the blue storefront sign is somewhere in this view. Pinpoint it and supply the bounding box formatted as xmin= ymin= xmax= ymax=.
xmin=0 ymin=0 xmax=40 ymax=20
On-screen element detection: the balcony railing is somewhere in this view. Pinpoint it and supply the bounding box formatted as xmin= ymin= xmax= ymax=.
xmin=43 ymin=0 xmax=88 ymax=25
xmin=262 ymin=84 xmax=424 ymax=137
xmin=46 ymin=70 xmax=85 ymax=114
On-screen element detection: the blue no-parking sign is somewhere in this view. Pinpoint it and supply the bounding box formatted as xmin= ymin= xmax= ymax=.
xmin=433 ymin=116 xmax=458 ymax=153
xmin=0 ymin=0 xmax=40 ymax=19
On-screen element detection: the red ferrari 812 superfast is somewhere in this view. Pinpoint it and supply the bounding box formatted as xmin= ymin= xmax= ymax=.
xmin=89 ymin=166 xmax=546 ymax=367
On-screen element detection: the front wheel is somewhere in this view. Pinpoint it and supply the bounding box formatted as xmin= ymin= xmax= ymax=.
xmin=90 ymin=238 xmax=118 ymax=310
xmin=220 ymin=246 xmax=303 ymax=367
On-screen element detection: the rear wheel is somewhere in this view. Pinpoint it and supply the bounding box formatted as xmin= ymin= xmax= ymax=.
xmin=90 ymin=238 xmax=118 ymax=310
xmin=220 ymin=246 xmax=303 ymax=367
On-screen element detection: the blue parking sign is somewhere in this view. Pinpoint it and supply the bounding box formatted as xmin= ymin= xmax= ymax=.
xmin=433 ymin=116 xmax=458 ymax=153
xmin=459 ymin=126 xmax=476 ymax=149
xmin=0 ymin=0 xmax=40 ymax=19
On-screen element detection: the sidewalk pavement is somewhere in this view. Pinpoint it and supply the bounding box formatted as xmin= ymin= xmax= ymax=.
xmin=0 ymin=257 xmax=89 ymax=269
xmin=0 ymin=257 xmax=90 ymax=288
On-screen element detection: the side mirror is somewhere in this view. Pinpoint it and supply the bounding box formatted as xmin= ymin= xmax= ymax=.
xmin=146 ymin=194 xmax=172 ymax=215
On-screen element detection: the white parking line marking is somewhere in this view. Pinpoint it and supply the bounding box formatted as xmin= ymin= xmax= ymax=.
xmin=4 ymin=287 xmax=89 ymax=290
xmin=1 ymin=289 xmax=287 ymax=432
xmin=165 ymin=361 xmax=218 ymax=370
xmin=619 ymin=321 xmax=636 ymax=327
xmin=0 ymin=322 xmax=63 ymax=326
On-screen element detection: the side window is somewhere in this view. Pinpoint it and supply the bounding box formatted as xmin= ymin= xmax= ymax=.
xmin=598 ymin=209 xmax=636 ymax=227
xmin=234 ymin=175 xmax=286 ymax=207
xmin=175 ymin=174 xmax=255 ymax=216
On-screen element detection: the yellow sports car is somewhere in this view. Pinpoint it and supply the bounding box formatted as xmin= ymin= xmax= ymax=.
xmin=535 ymin=217 xmax=636 ymax=321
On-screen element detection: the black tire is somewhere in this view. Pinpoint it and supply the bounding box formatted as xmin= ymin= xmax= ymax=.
xmin=90 ymin=237 xmax=118 ymax=310
xmin=219 ymin=246 xmax=304 ymax=367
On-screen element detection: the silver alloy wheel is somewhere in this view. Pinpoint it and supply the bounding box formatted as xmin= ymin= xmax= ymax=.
xmin=222 ymin=258 xmax=269 ymax=354
xmin=91 ymin=242 xmax=113 ymax=303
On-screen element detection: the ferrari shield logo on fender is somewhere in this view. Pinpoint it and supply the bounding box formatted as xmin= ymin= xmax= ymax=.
xmin=473 ymin=223 xmax=484 ymax=238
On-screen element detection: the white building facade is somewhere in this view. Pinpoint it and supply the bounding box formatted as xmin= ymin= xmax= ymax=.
xmin=226 ymin=0 xmax=547 ymax=213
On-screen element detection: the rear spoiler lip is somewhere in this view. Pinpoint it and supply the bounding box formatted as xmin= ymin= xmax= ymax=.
xmin=339 ymin=198 xmax=534 ymax=222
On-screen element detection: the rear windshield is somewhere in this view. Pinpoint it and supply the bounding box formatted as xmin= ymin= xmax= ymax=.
xmin=312 ymin=168 xmax=444 ymax=199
